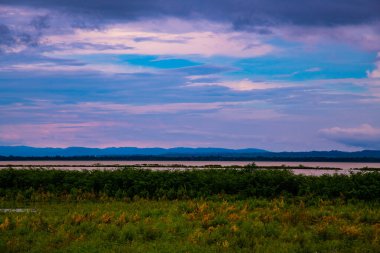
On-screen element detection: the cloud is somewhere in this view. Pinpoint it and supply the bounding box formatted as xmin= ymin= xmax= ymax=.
xmin=0 ymin=100 xmax=284 ymax=148
xmin=2 ymin=0 xmax=380 ymax=28
xmin=0 ymin=7 xmax=52 ymax=53
xmin=2 ymin=3 xmax=380 ymax=59
xmin=42 ymin=20 xmax=274 ymax=57
xmin=30 ymin=15 xmax=50 ymax=30
xmin=273 ymin=23 xmax=380 ymax=51
xmin=204 ymin=107 xmax=286 ymax=121
xmin=62 ymin=42 xmax=133 ymax=51
xmin=305 ymin=67 xmax=321 ymax=72
xmin=0 ymin=62 xmax=154 ymax=75
xmin=0 ymin=100 xmax=249 ymax=117
xmin=320 ymin=124 xmax=380 ymax=149
xmin=187 ymin=78 xmax=292 ymax=91
xmin=274 ymin=67 xmax=322 ymax=78
xmin=368 ymin=63 xmax=380 ymax=78
xmin=2 ymin=2 xmax=380 ymax=58
xmin=0 ymin=24 xmax=15 ymax=46
xmin=0 ymin=23 xmax=39 ymax=53
xmin=76 ymin=101 xmax=244 ymax=114
xmin=1 ymin=2 xmax=380 ymax=151
xmin=367 ymin=53 xmax=380 ymax=78
xmin=0 ymin=122 xmax=127 ymax=148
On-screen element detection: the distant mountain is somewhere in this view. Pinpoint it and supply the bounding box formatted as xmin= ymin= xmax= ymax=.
xmin=1 ymin=146 xmax=380 ymax=162
xmin=0 ymin=146 xmax=268 ymax=157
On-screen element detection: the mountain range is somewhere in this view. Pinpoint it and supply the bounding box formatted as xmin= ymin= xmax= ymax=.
xmin=0 ymin=146 xmax=267 ymax=157
xmin=1 ymin=146 xmax=380 ymax=162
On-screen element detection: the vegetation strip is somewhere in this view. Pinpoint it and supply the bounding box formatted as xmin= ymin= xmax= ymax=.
xmin=0 ymin=167 xmax=379 ymax=201
xmin=0 ymin=163 xmax=344 ymax=170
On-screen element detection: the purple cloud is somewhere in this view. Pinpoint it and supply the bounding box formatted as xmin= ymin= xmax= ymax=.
xmin=320 ymin=124 xmax=380 ymax=149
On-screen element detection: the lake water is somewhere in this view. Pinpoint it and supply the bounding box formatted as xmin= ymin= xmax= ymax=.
xmin=1 ymin=161 xmax=379 ymax=176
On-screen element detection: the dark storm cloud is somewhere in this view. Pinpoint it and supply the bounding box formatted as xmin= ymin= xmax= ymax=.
xmin=2 ymin=0 xmax=380 ymax=28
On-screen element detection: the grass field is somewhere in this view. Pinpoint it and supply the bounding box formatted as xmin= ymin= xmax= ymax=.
xmin=1 ymin=168 xmax=380 ymax=252
xmin=1 ymin=198 xmax=380 ymax=252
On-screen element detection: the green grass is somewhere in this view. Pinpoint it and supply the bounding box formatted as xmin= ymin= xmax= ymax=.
xmin=1 ymin=198 xmax=380 ymax=252
xmin=1 ymin=168 xmax=380 ymax=201
xmin=1 ymin=168 xmax=380 ymax=252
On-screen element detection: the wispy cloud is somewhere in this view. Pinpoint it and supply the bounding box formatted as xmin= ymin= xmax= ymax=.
xmin=0 ymin=62 xmax=154 ymax=75
xmin=320 ymin=124 xmax=380 ymax=149
xmin=42 ymin=20 xmax=274 ymax=57
xmin=0 ymin=122 xmax=105 ymax=147
xmin=305 ymin=67 xmax=321 ymax=73
xmin=187 ymin=78 xmax=295 ymax=91
xmin=76 ymin=101 xmax=235 ymax=114
xmin=367 ymin=52 xmax=380 ymax=78
xmin=272 ymin=23 xmax=380 ymax=51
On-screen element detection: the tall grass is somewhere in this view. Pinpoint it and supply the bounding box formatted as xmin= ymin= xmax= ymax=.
xmin=0 ymin=167 xmax=379 ymax=201
xmin=1 ymin=199 xmax=379 ymax=252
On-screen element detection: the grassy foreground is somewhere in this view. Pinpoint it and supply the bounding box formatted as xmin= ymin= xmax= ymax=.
xmin=1 ymin=198 xmax=380 ymax=252
xmin=1 ymin=168 xmax=380 ymax=252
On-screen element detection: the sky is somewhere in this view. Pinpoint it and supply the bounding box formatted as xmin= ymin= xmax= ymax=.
xmin=0 ymin=0 xmax=380 ymax=151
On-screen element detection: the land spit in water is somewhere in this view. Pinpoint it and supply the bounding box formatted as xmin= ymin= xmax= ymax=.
xmin=1 ymin=161 xmax=380 ymax=176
